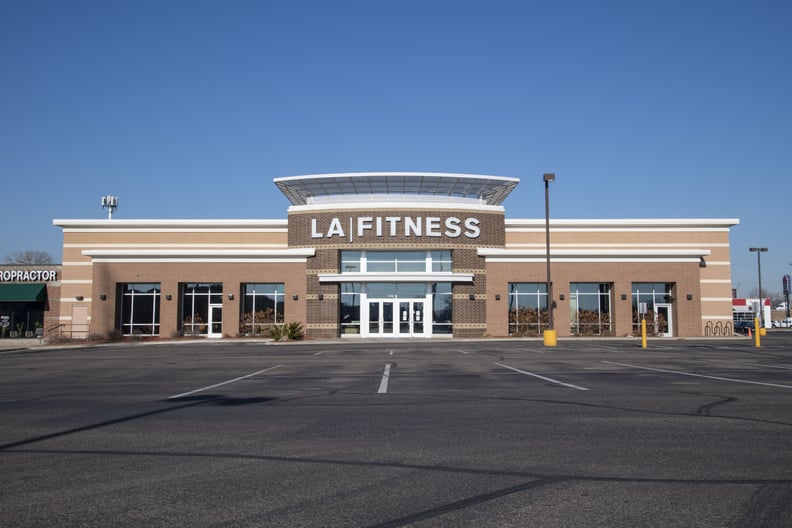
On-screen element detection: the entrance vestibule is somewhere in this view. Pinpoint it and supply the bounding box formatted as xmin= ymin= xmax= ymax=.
xmin=367 ymin=299 xmax=426 ymax=337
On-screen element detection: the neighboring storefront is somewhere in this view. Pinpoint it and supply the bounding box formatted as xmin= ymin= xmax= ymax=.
xmin=0 ymin=265 xmax=61 ymax=338
xmin=732 ymin=298 xmax=772 ymax=330
xmin=53 ymin=172 xmax=739 ymax=339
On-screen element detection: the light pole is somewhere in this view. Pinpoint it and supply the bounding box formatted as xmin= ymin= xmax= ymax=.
xmin=749 ymin=247 xmax=768 ymax=328
xmin=785 ymin=265 xmax=791 ymax=319
xmin=543 ymin=173 xmax=556 ymax=346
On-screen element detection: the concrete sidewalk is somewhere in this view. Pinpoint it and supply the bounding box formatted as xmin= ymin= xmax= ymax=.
xmin=0 ymin=338 xmax=46 ymax=352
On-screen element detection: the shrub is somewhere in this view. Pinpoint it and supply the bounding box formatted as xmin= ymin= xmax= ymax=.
xmin=268 ymin=322 xmax=304 ymax=341
xmin=268 ymin=324 xmax=285 ymax=341
xmin=285 ymin=321 xmax=304 ymax=340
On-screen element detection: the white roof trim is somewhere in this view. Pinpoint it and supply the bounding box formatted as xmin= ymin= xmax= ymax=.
xmin=318 ymin=272 xmax=473 ymax=283
xmin=274 ymin=172 xmax=520 ymax=206
xmin=84 ymin=258 xmax=309 ymax=263
xmin=505 ymin=218 xmax=740 ymax=229
xmin=287 ymin=202 xmax=505 ymax=213
xmin=479 ymin=248 xmax=711 ymax=257
xmin=54 ymin=219 xmax=288 ymax=229
xmin=82 ymin=248 xmax=314 ymax=259
xmin=479 ymin=248 xmax=710 ymax=263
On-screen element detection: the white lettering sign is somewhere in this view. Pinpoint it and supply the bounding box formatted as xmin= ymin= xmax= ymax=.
xmin=0 ymin=270 xmax=57 ymax=282
xmin=310 ymin=216 xmax=481 ymax=240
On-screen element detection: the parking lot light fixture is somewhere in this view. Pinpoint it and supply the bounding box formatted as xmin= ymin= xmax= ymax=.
xmin=543 ymin=173 xmax=556 ymax=346
xmin=749 ymin=247 xmax=768 ymax=328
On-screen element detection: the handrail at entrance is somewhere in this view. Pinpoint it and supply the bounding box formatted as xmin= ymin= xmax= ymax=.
xmin=45 ymin=323 xmax=90 ymax=339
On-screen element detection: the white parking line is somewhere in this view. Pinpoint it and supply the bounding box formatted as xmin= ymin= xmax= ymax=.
xmin=378 ymin=363 xmax=392 ymax=394
xmin=457 ymin=348 xmax=468 ymax=355
xmin=707 ymin=358 xmax=792 ymax=371
xmin=495 ymin=362 xmax=590 ymax=391
xmin=313 ymin=351 xmax=325 ymax=356
xmin=168 ymin=366 xmax=282 ymax=399
xmin=602 ymin=361 xmax=792 ymax=389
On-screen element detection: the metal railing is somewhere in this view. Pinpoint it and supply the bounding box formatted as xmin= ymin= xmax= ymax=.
xmin=46 ymin=323 xmax=91 ymax=339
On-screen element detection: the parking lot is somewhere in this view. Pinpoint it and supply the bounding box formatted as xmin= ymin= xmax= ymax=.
xmin=2 ymin=334 xmax=791 ymax=527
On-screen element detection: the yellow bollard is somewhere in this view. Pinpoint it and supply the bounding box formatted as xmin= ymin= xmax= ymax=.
xmin=754 ymin=317 xmax=761 ymax=348
xmin=543 ymin=329 xmax=557 ymax=347
xmin=641 ymin=318 xmax=647 ymax=349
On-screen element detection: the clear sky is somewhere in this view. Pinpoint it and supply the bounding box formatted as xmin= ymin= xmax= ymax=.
xmin=1 ymin=0 xmax=790 ymax=298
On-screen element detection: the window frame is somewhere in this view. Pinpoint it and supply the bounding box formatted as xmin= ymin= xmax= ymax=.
xmin=119 ymin=283 xmax=161 ymax=336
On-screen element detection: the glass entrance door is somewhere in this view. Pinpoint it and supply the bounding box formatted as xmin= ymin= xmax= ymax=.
xmin=366 ymin=299 xmax=426 ymax=337
xmin=208 ymin=304 xmax=223 ymax=338
xmin=398 ymin=301 xmax=424 ymax=336
xmin=655 ymin=303 xmax=672 ymax=337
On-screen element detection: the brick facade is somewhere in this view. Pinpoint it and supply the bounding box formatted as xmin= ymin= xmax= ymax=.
xmin=289 ymin=208 xmax=505 ymax=338
xmin=51 ymin=174 xmax=739 ymax=340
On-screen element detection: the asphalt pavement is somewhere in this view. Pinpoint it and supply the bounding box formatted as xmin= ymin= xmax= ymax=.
xmin=1 ymin=334 xmax=791 ymax=527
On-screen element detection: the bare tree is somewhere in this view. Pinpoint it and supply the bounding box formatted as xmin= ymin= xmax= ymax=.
xmin=748 ymin=288 xmax=783 ymax=305
xmin=4 ymin=251 xmax=54 ymax=265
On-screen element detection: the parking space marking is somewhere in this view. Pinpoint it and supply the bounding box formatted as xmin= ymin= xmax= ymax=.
xmin=495 ymin=363 xmax=590 ymax=391
xmin=168 ymin=366 xmax=282 ymax=399
xmin=602 ymin=361 xmax=792 ymax=389
xmin=706 ymin=358 xmax=792 ymax=371
xmin=378 ymin=363 xmax=392 ymax=394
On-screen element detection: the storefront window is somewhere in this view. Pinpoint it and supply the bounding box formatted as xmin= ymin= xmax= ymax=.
xmin=632 ymin=283 xmax=674 ymax=335
xmin=340 ymin=283 xmax=361 ymax=334
xmin=569 ymin=283 xmax=612 ymax=336
xmin=0 ymin=301 xmax=45 ymax=338
xmin=337 ymin=252 xmax=455 ymax=337
xmin=119 ymin=283 xmax=160 ymax=336
xmin=366 ymin=251 xmax=426 ymax=272
xmin=341 ymin=251 xmax=361 ymax=273
xmin=508 ymin=283 xmax=548 ymax=336
xmin=431 ymin=251 xmax=452 ymax=272
xmin=432 ymin=283 xmax=452 ymax=334
xmin=340 ymin=250 xmax=453 ymax=273
xmin=181 ymin=283 xmax=222 ymax=335
xmin=240 ymin=283 xmax=284 ymax=335
xmin=367 ymin=283 xmax=426 ymax=298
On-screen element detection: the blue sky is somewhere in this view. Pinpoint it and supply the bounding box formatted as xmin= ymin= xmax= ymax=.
xmin=1 ymin=0 xmax=790 ymax=297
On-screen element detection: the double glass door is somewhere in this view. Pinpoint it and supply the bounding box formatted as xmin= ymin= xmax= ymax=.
xmin=367 ymin=299 xmax=425 ymax=337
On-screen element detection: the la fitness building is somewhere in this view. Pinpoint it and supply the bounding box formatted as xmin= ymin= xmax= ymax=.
xmin=52 ymin=173 xmax=739 ymax=340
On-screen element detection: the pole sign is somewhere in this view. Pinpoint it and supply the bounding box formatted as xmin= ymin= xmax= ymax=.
xmin=783 ymin=275 xmax=791 ymax=296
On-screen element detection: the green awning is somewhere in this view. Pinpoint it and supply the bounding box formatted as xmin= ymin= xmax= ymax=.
xmin=0 ymin=283 xmax=47 ymax=302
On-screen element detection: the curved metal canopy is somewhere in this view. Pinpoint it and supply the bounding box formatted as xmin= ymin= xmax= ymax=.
xmin=274 ymin=172 xmax=519 ymax=206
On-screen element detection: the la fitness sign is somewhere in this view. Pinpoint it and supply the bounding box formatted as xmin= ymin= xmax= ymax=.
xmin=1 ymin=269 xmax=57 ymax=282
xmin=311 ymin=215 xmax=481 ymax=241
